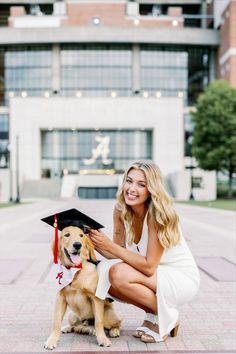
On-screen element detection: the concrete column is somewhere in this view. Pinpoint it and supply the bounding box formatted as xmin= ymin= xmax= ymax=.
xmin=52 ymin=44 xmax=60 ymax=94
xmin=209 ymin=49 xmax=216 ymax=82
xmin=132 ymin=44 xmax=140 ymax=95
xmin=201 ymin=0 xmax=207 ymax=29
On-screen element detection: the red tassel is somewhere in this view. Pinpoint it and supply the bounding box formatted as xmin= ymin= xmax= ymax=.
xmin=54 ymin=214 xmax=58 ymax=264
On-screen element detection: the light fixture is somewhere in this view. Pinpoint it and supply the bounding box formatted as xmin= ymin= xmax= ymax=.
xmin=143 ymin=91 xmax=149 ymax=98
xmin=93 ymin=17 xmax=100 ymax=25
xmin=21 ymin=91 xmax=27 ymax=98
xmin=48 ymin=127 xmax=53 ymax=131
xmin=172 ymin=20 xmax=178 ymax=27
xmin=76 ymin=91 xmax=82 ymax=98
xmin=111 ymin=91 xmax=117 ymax=98
xmin=8 ymin=91 xmax=15 ymax=98
xmin=178 ymin=91 xmax=183 ymax=98
xmin=63 ymin=169 xmax=68 ymax=176
xmin=134 ymin=18 xmax=140 ymax=25
xmin=156 ymin=91 xmax=162 ymax=98
xmin=44 ymin=91 xmax=50 ymax=98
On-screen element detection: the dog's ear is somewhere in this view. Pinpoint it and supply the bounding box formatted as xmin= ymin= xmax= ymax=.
xmin=84 ymin=236 xmax=97 ymax=262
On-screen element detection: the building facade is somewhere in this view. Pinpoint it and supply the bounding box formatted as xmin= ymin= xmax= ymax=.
xmin=0 ymin=0 xmax=233 ymax=201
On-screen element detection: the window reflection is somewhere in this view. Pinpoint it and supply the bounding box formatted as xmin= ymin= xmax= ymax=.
xmin=3 ymin=45 xmax=52 ymax=104
xmin=61 ymin=44 xmax=132 ymax=97
xmin=41 ymin=129 xmax=152 ymax=178
xmin=140 ymin=45 xmax=210 ymax=105
xmin=141 ymin=46 xmax=188 ymax=105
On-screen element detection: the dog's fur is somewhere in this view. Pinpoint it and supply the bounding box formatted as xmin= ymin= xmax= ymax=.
xmin=44 ymin=226 xmax=121 ymax=350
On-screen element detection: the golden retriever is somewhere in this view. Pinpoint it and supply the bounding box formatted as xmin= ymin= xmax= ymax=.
xmin=44 ymin=226 xmax=121 ymax=350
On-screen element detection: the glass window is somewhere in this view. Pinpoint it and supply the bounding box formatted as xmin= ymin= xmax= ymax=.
xmin=140 ymin=45 xmax=188 ymax=105
xmin=3 ymin=45 xmax=52 ymax=104
xmin=41 ymin=129 xmax=152 ymax=178
xmin=78 ymin=187 xmax=117 ymax=199
xmin=140 ymin=45 xmax=210 ymax=106
xmin=0 ymin=113 xmax=8 ymax=133
xmin=61 ymin=44 xmax=132 ymax=97
xmin=188 ymin=48 xmax=210 ymax=105
xmin=0 ymin=139 xmax=9 ymax=168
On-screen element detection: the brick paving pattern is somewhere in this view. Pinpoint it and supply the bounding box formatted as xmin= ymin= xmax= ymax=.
xmin=0 ymin=198 xmax=235 ymax=353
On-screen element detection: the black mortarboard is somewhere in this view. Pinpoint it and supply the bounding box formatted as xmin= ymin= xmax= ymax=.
xmin=41 ymin=208 xmax=104 ymax=233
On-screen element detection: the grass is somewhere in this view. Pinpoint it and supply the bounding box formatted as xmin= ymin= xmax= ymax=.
xmin=177 ymin=199 xmax=236 ymax=211
xmin=0 ymin=202 xmax=22 ymax=208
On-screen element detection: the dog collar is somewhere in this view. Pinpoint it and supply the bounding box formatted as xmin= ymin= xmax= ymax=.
xmin=65 ymin=263 xmax=83 ymax=270
xmin=88 ymin=259 xmax=100 ymax=267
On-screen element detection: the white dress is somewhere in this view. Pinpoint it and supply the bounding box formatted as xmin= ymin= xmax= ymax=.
xmin=95 ymin=214 xmax=200 ymax=338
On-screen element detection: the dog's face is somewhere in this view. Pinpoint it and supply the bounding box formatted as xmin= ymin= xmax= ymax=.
xmin=52 ymin=226 xmax=97 ymax=267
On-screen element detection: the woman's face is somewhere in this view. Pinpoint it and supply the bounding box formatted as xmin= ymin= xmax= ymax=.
xmin=123 ymin=168 xmax=150 ymax=207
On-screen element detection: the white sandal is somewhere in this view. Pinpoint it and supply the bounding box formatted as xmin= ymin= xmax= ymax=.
xmin=133 ymin=313 xmax=158 ymax=338
xmin=141 ymin=317 xmax=180 ymax=343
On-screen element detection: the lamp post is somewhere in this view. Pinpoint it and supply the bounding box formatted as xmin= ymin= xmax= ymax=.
xmin=187 ymin=135 xmax=194 ymax=200
xmin=15 ymin=135 xmax=20 ymax=203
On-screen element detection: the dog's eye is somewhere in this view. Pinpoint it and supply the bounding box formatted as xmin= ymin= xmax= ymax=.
xmin=80 ymin=233 xmax=84 ymax=238
xmin=64 ymin=233 xmax=70 ymax=237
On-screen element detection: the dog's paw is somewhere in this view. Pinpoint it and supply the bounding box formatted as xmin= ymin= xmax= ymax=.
xmin=44 ymin=336 xmax=58 ymax=350
xmin=109 ymin=327 xmax=120 ymax=337
xmin=97 ymin=335 xmax=111 ymax=347
xmin=61 ymin=325 xmax=74 ymax=333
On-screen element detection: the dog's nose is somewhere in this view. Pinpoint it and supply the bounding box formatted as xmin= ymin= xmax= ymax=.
xmin=73 ymin=242 xmax=82 ymax=251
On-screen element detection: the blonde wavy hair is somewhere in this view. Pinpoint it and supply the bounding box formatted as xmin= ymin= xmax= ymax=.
xmin=116 ymin=161 xmax=180 ymax=248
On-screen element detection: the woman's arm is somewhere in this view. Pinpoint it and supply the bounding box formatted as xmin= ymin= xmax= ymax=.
xmin=93 ymin=205 xmax=126 ymax=259
xmin=90 ymin=213 xmax=164 ymax=276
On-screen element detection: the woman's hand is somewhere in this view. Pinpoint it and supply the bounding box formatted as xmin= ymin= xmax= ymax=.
xmin=89 ymin=229 xmax=113 ymax=252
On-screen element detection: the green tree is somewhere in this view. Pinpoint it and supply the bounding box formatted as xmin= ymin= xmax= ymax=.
xmin=192 ymin=80 xmax=236 ymax=198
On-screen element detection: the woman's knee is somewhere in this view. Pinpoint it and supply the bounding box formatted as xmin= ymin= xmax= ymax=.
xmin=109 ymin=263 xmax=128 ymax=288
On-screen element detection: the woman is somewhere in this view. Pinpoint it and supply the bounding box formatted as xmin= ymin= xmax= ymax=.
xmin=89 ymin=161 xmax=200 ymax=343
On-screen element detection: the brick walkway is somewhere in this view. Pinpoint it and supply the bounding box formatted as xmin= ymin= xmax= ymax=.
xmin=0 ymin=198 xmax=235 ymax=353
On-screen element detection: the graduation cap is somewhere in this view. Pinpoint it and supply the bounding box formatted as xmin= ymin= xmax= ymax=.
xmin=41 ymin=208 xmax=104 ymax=264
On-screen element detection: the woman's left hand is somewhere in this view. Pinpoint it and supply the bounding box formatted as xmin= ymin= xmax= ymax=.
xmin=89 ymin=229 xmax=113 ymax=252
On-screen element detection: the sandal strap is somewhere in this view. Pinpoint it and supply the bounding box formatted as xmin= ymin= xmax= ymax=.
xmin=135 ymin=326 xmax=149 ymax=333
xmin=144 ymin=313 xmax=159 ymax=325
xmin=144 ymin=329 xmax=164 ymax=342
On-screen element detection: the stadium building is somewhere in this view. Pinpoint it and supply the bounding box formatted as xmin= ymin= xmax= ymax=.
xmin=0 ymin=0 xmax=235 ymax=201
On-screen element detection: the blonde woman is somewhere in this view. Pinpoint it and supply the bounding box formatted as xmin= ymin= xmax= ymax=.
xmin=89 ymin=161 xmax=200 ymax=343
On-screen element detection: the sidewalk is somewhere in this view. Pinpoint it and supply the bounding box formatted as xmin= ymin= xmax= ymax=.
xmin=0 ymin=198 xmax=235 ymax=353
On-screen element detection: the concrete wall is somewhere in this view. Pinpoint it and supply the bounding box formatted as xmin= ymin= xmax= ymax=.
xmin=0 ymin=169 xmax=11 ymax=202
xmin=0 ymin=26 xmax=219 ymax=46
xmin=167 ymin=169 xmax=216 ymax=201
xmin=9 ymin=96 xmax=184 ymax=199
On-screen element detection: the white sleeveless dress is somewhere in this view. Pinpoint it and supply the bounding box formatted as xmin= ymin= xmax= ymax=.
xmin=95 ymin=214 xmax=200 ymax=338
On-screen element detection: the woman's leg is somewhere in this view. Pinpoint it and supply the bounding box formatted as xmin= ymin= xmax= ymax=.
xmin=108 ymin=263 xmax=179 ymax=343
xmin=108 ymin=262 xmax=157 ymax=313
xmin=109 ymin=263 xmax=173 ymax=342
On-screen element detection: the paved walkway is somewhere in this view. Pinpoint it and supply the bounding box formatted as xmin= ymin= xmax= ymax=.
xmin=0 ymin=198 xmax=235 ymax=353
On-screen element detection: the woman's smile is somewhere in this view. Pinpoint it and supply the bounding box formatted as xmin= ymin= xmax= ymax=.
xmin=126 ymin=192 xmax=138 ymax=201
